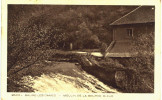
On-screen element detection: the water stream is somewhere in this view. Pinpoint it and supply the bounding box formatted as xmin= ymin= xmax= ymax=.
xmin=20 ymin=62 xmax=119 ymax=93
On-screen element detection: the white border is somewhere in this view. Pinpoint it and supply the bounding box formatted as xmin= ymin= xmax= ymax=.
xmin=1 ymin=0 xmax=161 ymax=100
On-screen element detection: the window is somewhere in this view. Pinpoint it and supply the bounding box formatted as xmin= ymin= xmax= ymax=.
xmin=127 ymin=29 xmax=133 ymax=37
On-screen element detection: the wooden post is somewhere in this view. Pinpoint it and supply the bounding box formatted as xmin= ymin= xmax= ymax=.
xmin=70 ymin=43 xmax=73 ymax=50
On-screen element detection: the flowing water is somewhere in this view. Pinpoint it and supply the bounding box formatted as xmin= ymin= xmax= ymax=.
xmin=75 ymin=51 xmax=103 ymax=57
xmin=20 ymin=61 xmax=119 ymax=93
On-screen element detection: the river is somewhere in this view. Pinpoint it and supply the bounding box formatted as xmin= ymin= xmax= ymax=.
xmin=20 ymin=61 xmax=119 ymax=93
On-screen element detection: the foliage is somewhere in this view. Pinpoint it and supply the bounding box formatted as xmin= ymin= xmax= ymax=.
xmin=87 ymin=35 xmax=101 ymax=49
xmin=101 ymin=58 xmax=124 ymax=69
xmin=131 ymin=32 xmax=154 ymax=73
xmin=128 ymin=32 xmax=154 ymax=92
xmin=7 ymin=5 xmax=136 ymax=73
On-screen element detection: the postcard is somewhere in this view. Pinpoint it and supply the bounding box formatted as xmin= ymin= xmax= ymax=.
xmin=1 ymin=0 xmax=161 ymax=100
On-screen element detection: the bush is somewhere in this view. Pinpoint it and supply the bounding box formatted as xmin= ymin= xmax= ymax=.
xmin=100 ymin=58 xmax=124 ymax=69
xmin=126 ymin=32 xmax=154 ymax=92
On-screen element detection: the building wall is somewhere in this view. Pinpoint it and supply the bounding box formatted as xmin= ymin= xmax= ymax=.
xmin=112 ymin=23 xmax=154 ymax=41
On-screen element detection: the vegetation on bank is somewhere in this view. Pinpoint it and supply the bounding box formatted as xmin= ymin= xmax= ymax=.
xmin=130 ymin=32 xmax=154 ymax=92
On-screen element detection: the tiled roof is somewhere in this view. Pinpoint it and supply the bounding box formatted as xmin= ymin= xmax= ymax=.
xmin=110 ymin=6 xmax=155 ymax=25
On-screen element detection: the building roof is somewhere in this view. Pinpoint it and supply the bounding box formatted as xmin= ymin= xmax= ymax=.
xmin=109 ymin=41 xmax=132 ymax=53
xmin=110 ymin=6 xmax=155 ymax=25
xmin=105 ymin=41 xmax=137 ymax=57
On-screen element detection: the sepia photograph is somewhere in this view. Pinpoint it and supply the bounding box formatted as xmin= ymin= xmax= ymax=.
xmin=6 ymin=5 xmax=155 ymax=93
xmin=7 ymin=4 xmax=155 ymax=93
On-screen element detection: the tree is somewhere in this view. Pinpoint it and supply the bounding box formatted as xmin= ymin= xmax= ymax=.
xmin=86 ymin=35 xmax=100 ymax=49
